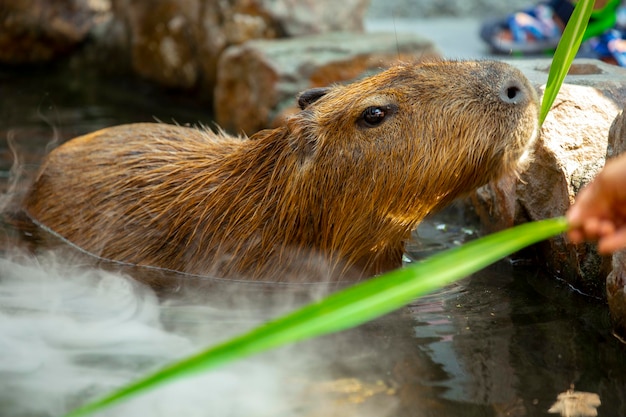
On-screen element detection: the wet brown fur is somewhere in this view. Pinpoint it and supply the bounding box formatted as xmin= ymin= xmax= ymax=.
xmin=23 ymin=60 xmax=538 ymax=282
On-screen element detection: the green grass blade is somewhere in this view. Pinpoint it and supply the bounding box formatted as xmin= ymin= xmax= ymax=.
xmin=62 ymin=217 xmax=569 ymax=417
xmin=540 ymin=0 xmax=594 ymax=125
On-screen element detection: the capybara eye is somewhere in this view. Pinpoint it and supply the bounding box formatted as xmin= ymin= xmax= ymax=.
xmin=359 ymin=106 xmax=394 ymax=128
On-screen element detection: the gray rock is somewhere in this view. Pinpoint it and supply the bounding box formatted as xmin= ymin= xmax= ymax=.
xmin=213 ymin=31 xmax=440 ymax=135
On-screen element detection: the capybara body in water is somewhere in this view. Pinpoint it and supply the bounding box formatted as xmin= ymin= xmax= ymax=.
xmin=23 ymin=60 xmax=538 ymax=282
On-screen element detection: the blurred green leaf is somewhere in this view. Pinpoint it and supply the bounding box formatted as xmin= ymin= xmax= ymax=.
xmin=540 ymin=0 xmax=595 ymax=124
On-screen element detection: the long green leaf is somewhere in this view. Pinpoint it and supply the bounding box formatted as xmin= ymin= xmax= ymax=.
xmin=63 ymin=216 xmax=569 ymax=417
xmin=540 ymin=0 xmax=595 ymax=124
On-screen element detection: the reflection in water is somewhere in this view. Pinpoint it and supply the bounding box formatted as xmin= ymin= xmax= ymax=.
xmin=1 ymin=63 xmax=626 ymax=417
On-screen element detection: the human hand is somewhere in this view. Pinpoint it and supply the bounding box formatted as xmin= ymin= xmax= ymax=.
xmin=567 ymin=153 xmax=626 ymax=254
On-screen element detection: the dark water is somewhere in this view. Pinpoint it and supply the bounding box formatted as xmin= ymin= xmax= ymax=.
xmin=1 ymin=63 xmax=625 ymax=417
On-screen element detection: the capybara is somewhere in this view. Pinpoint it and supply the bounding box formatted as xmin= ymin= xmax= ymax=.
xmin=23 ymin=60 xmax=538 ymax=282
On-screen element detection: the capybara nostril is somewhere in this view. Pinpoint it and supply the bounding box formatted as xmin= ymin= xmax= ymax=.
xmin=499 ymin=78 xmax=527 ymax=105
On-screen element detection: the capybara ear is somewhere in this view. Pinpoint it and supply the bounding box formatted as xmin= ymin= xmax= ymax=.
xmin=297 ymin=87 xmax=331 ymax=110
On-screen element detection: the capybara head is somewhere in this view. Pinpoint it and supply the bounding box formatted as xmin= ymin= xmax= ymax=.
xmin=23 ymin=60 xmax=538 ymax=283
xmin=290 ymin=60 xmax=536 ymax=203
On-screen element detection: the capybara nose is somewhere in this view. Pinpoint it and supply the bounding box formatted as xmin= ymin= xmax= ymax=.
xmin=499 ymin=77 xmax=529 ymax=105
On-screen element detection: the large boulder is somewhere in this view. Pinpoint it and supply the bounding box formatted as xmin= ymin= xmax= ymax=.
xmin=0 ymin=0 xmax=109 ymax=63
xmin=213 ymin=31 xmax=440 ymax=135
xmin=470 ymin=59 xmax=626 ymax=298
xmin=112 ymin=0 xmax=201 ymax=89
xmin=111 ymin=0 xmax=371 ymax=91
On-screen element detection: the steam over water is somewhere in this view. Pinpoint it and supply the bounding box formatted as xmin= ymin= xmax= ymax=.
xmin=0 ymin=249 xmax=402 ymax=417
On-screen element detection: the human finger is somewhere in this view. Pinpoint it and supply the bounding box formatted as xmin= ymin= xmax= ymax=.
xmin=567 ymin=227 xmax=585 ymax=245
xmin=581 ymin=217 xmax=604 ymax=240
xmin=566 ymin=184 xmax=604 ymax=227
xmin=598 ymin=227 xmax=626 ymax=254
